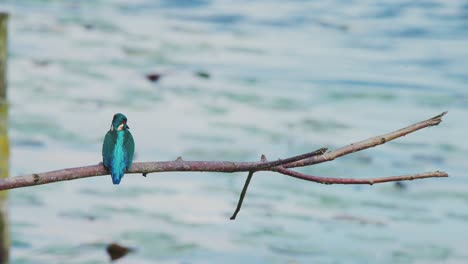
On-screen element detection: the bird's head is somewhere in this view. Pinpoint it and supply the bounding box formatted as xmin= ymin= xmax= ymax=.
xmin=110 ymin=113 xmax=130 ymax=131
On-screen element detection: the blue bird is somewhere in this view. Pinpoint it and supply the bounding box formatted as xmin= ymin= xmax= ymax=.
xmin=102 ymin=113 xmax=135 ymax=185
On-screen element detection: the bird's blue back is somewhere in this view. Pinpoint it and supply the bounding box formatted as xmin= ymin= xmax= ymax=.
xmin=111 ymin=131 xmax=127 ymax=184
xmin=103 ymin=130 xmax=134 ymax=185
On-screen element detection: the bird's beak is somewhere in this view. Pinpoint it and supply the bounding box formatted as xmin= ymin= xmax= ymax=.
xmin=125 ymin=124 xmax=130 ymax=129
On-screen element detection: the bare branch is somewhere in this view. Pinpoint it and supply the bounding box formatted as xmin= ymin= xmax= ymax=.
xmin=0 ymin=112 xmax=448 ymax=192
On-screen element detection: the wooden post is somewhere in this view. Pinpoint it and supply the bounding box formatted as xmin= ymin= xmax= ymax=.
xmin=0 ymin=12 xmax=9 ymax=264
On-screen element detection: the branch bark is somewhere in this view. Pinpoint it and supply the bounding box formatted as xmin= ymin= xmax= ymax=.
xmin=0 ymin=112 xmax=449 ymax=192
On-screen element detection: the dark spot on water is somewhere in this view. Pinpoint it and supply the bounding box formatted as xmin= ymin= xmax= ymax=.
xmin=146 ymin=73 xmax=162 ymax=82
xmin=106 ymin=243 xmax=134 ymax=261
xmin=83 ymin=23 xmax=94 ymax=30
xmin=33 ymin=174 xmax=40 ymax=184
xmin=394 ymin=181 xmax=406 ymax=190
xmin=195 ymin=71 xmax=210 ymax=79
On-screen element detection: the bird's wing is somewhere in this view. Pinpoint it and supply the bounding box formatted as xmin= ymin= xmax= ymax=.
xmin=123 ymin=130 xmax=135 ymax=170
xmin=102 ymin=131 xmax=117 ymax=168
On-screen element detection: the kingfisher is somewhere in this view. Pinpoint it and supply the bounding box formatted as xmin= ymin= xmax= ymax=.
xmin=102 ymin=113 xmax=135 ymax=185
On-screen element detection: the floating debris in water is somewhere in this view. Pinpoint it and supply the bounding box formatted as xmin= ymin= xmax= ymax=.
xmin=106 ymin=243 xmax=134 ymax=261
xmin=195 ymin=71 xmax=210 ymax=79
xmin=146 ymin=73 xmax=162 ymax=82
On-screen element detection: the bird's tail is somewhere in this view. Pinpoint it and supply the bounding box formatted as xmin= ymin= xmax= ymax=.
xmin=111 ymin=172 xmax=124 ymax=185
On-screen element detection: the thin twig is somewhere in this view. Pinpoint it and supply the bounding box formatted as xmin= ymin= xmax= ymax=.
xmin=252 ymin=147 xmax=327 ymax=170
xmin=284 ymin=111 xmax=447 ymax=168
xmin=230 ymin=153 xmax=282 ymax=220
xmin=230 ymin=171 xmax=254 ymax=220
xmin=276 ymin=167 xmax=448 ymax=185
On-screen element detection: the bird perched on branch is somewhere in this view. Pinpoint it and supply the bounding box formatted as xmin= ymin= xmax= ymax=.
xmin=102 ymin=113 xmax=135 ymax=185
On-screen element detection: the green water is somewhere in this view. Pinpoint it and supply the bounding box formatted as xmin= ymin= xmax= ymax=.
xmin=1 ymin=0 xmax=468 ymax=263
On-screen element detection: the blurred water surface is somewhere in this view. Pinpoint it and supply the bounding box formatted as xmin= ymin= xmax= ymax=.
xmin=1 ymin=0 xmax=468 ymax=263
